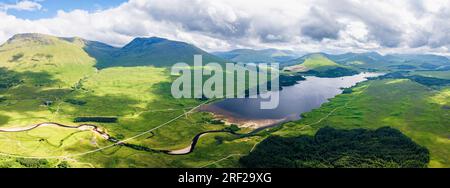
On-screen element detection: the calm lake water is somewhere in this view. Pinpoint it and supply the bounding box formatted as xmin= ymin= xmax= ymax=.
xmin=200 ymin=72 xmax=382 ymax=128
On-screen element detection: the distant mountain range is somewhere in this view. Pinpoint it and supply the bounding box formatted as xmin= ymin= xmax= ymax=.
xmin=213 ymin=48 xmax=302 ymax=64
xmin=1 ymin=33 xmax=449 ymax=71
xmin=284 ymin=52 xmax=450 ymax=71
xmin=213 ymin=48 xmax=450 ymax=72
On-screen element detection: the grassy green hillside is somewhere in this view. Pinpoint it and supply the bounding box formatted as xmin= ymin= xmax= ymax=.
xmin=95 ymin=37 xmax=227 ymax=68
xmin=0 ymin=33 xmax=97 ymax=86
xmin=301 ymin=54 xmax=340 ymax=70
xmin=0 ymin=33 xmax=97 ymax=128
xmin=284 ymin=54 xmax=358 ymax=77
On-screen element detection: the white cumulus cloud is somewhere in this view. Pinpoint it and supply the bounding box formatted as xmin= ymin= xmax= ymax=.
xmin=0 ymin=0 xmax=449 ymax=55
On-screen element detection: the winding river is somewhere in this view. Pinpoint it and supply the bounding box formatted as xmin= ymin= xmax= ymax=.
xmin=166 ymin=130 xmax=240 ymax=155
xmin=0 ymin=122 xmax=236 ymax=156
xmin=0 ymin=122 xmax=117 ymax=142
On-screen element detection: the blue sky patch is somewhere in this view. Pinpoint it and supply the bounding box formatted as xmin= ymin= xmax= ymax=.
xmin=1 ymin=0 xmax=127 ymax=20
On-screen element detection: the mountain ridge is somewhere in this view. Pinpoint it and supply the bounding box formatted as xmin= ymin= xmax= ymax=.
xmin=1 ymin=33 xmax=228 ymax=69
xmin=2 ymin=33 xmax=449 ymax=70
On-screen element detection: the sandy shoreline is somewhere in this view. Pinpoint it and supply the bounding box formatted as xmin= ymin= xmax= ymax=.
xmin=198 ymin=104 xmax=287 ymax=129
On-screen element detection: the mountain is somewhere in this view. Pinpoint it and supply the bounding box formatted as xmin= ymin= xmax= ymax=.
xmin=213 ymin=48 xmax=301 ymax=64
xmin=327 ymin=52 xmax=450 ymax=70
xmin=62 ymin=37 xmax=120 ymax=66
xmin=283 ymin=53 xmax=358 ymax=77
xmin=95 ymin=37 xmax=227 ymax=68
xmin=0 ymin=33 xmax=230 ymax=87
xmin=325 ymin=52 xmax=385 ymax=64
xmin=297 ymin=53 xmax=340 ymax=70
xmin=0 ymin=33 xmax=97 ymax=86
xmin=385 ymin=54 xmax=449 ymax=63
xmin=382 ymin=54 xmax=450 ymax=70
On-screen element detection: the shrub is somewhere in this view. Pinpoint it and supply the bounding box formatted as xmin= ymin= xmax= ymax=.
xmin=64 ymin=98 xmax=87 ymax=106
xmin=15 ymin=158 xmax=51 ymax=168
xmin=74 ymin=117 xmax=118 ymax=123
xmin=224 ymin=124 xmax=241 ymax=133
xmin=9 ymin=53 xmax=24 ymax=62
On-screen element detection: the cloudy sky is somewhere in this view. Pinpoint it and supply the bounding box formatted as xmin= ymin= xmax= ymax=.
xmin=0 ymin=0 xmax=449 ymax=55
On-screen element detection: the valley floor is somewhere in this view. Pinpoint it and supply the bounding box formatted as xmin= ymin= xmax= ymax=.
xmin=1 ymin=70 xmax=449 ymax=168
xmin=0 ymin=65 xmax=261 ymax=168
